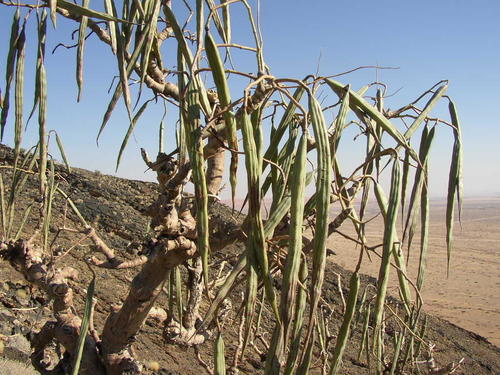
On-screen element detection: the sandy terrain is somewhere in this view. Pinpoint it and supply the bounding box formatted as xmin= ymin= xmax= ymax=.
xmin=327 ymin=196 xmax=500 ymax=346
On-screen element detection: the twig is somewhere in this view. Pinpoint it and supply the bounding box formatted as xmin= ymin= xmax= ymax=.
xmin=334 ymin=272 xmax=346 ymax=314
xmin=195 ymin=345 xmax=214 ymax=375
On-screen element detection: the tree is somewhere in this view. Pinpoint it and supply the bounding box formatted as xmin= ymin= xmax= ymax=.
xmin=0 ymin=1 xmax=462 ymax=374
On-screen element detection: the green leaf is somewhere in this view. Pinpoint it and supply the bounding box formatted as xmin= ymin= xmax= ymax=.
xmin=325 ymin=79 xmax=418 ymax=161
xmin=205 ymin=32 xmax=238 ymax=206
xmin=76 ymin=0 xmax=90 ymax=101
xmin=57 ymin=0 xmax=129 ymax=22
xmin=116 ymin=98 xmax=151 ymax=170
xmin=446 ymin=100 xmax=463 ymax=274
xmin=71 ymin=275 xmax=96 ymax=375
xmin=55 ymin=132 xmax=71 ymax=172
xmin=103 ymin=0 xmax=118 ymax=53
xmin=14 ymin=24 xmax=26 ymax=160
xmin=184 ymin=79 xmax=210 ymax=288
xmin=403 ymin=84 xmax=447 ymax=141
xmin=303 ymin=93 xmax=332 ymax=352
xmin=0 ymin=9 xmax=20 ymax=141
xmin=373 ymin=160 xmax=401 ymax=354
xmin=214 ymin=333 xmax=226 ymax=375
xmin=328 ymin=272 xmax=360 ymax=375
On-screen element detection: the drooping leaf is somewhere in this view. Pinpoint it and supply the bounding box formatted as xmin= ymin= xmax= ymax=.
xmin=328 ymin=272 xmax=360 ymax=374
xmin=71 ymin=275 xmax=96 ymax=375
xmin=446 ymin=100 xmax=463 ymax=274
xmin=266 ymin=134 xmax=307 ymax=372
xmin=205 ymin=32 xmax=238 ymax=207
xmin=57 ymin=0 xmax=128 ymax=22
xmin=183 ymin=79 xmax=210 ymax=288
xmin=37 ymin=11 xmax=48 ymax=200
xmin=0 ymin=9 xmax=20 ymax=141
xmin=214 ymin=332 xmax=226 ymax=375
xmin=302 ymin=93 xmax=332 ymax=353
xmin=55 ymin=132 xmax=71 ymax=172
xmin=14 ymin=24 xmax=26 ymax=159
xmin=103 ymin=0 xmax=118 ymax=54
xmin=116 ymin=98 xmax=152 ymax=170
xmin=76 ymin=0 xmax=90 ymax=101
xmin=403 ymin=84 xmax=447 ymax=141
xmin=239 ymin=107 xmax=279 ymax=320
xmin=373 ymin=160 xmax=401 ymax=354
xmin=219 ymin=0 xmax=231 ymax=43
xmin=325 ymin=79 xmax=418 ymax=161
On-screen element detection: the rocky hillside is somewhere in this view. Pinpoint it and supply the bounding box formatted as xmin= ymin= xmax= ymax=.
xmin=0 ymin=143 xmax=499 ymax=374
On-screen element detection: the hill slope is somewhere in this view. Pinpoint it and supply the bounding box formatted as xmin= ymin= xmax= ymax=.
xmin=0 ymin=144 xmax=499 ymax=374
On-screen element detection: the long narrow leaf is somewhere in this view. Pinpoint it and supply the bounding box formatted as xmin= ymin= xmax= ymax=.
xmin=116 ymin=98 xmax=151 ymax=170
xmin=205 ymin=0 xmax=229 ymax=43
xmin=446 ymin=100 xmax=463 ymax=274
xmin=103 ymin=0 xmax=118 ymax=54
xmin=57 ymin=0 xmax=127 ymax=22
xmin=279 ymin=134 xmax=306 ymax=343
xmin=214 ymin=333 xmax=226 ymax=375
xmin=403 ymin=84 xmax=447 ymax=140
xmin=205 ymin=32 xmax=238 ymax=206
xmin=303 ymin=93 xmax=332 ymax=353
xmin=325 ymin=79 xmax=417 ymax=161
xmin=71 ymin=275 xmax=96 ymax=375
xmin=328 ymin=272 xmax=360 ymax=374
xmin=262 ymin=87 xmax=304 ymax=167
xmin=14 ymin=24 xmax=26 ymax=159
xmin=283 ymin=259 xmax=308 ymax=375
xmin=97 ymin=23 xmax=149 ymax=142
xmin=220 ymin=0 xmax=231 ymax=43
xmin=0 ymin=9 xmax=20 ymax=141
xmin=184 ymin=80 xmax=210 ymax=288
xmin=0 ymin=175 xmax=6 ymax=236
xmin=14 ymin=201 xmax=34 ymax=241
xmin=239 ymin=108 xmax=279 ymax=318
xmin=37 ymin=12 xmax=48 ymax=201
xmin=373 ymin=161 xmax=401 ymax=353
xmin=266 ymin=134 xmax=307 ymax=373
xmin=373 ymin=182 xmax=412 ymax=310
xmin=417 ymin=160 xmax=430 ymax=291
xmin=163 ymin=5 xmax=211 ymax=114
xmin=55 ymin=132 xmax=71 ymax=172
xmin=76 ymin=0 xmax=90 ymax=101
xmin=138 ymin=0 xmax=161 ymax=99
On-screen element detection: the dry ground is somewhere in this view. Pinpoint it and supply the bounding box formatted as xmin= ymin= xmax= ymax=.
xmin=327 ymin=197 xmax=500 ymax=346
xmin=1 ymin=144 xmax=499 ymax=374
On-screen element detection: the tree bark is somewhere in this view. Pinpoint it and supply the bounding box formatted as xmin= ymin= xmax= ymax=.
xmin=1 ymin=238 xmax=105 ymax=375
xmin=205 ymin=133 xmax=225 ymax=196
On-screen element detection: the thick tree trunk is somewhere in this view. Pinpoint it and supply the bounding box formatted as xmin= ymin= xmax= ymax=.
xmin=1 ymin=237 xmax=106 ymax=375
xmin=182 ymin=256 xmax=204 ymax=330
xmin=101 ymin=236 xmax=197 ymax=374
xmin=205 ymin=133 xmax=225 ymax=196
xmin=99 ymin=152 xmax=200 ymax=374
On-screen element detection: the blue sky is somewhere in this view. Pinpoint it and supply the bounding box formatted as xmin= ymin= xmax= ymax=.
xmin=1 ymin=0 xmax=499 ymax=197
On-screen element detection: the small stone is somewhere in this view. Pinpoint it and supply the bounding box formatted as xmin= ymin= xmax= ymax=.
xmin=5 ymin=334 xmax=31 ymax=362
xmin=148 ymin=361 xmax=161 ymax=372
xmin=16 ymin=289 xmax=27 ymax=300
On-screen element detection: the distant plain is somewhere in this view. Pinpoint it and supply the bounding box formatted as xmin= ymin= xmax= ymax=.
xmin=327 ymin=196 xmax=500 ymax=346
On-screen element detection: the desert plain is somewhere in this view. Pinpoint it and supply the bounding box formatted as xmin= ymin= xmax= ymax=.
xmin=327 ymin=196 xmax=500 ymax=346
